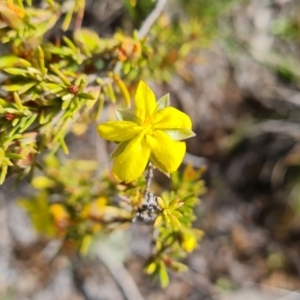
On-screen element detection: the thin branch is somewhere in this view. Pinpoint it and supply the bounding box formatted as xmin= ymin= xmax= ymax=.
xmin=132 ymin=163 xmax=160 ymax=222
xmin=74 ymin=7 xmax=84 ymax=31
xmin=97 ymin=248 xmax=144 ymax=300
xmin=71 ymin=255 xmax=93 ymax=300
xmin=144 ymin=162 xmax=153 ymax=198
xmin=138 ymin=0 xmax=167 ymax=39
xmin=113 ymin=0 xmax=167 ymax=74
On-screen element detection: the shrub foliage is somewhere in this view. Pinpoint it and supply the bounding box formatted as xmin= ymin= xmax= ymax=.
xmin=0 ymin=0 xmax=206 ymax=286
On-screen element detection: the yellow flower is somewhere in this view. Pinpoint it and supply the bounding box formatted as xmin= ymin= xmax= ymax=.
xmin=97 ymin=80 xmax=195 ymax=182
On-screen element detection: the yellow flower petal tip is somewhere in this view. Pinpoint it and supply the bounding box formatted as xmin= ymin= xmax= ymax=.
xmin=134 ymin=80 xmax=157 ymax=123
xmin=96 ymin=80 xmax=195 ymax=182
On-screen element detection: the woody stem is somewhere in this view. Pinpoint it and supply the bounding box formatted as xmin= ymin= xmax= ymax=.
xmin=145 ymin=162 xmax=153 ymax=197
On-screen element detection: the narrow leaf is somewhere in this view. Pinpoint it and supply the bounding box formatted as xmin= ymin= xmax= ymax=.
xmin=163 ymin=128 xmax=196 ymax=141
xmin=18 ymin=81 xmax=37 ymax=94
xmin=115 ymin=108 xmax=139 ymax=123
xmin=62 ymin=9 xmax=73 ymax=31
xmin=78 ymin=92 xmax=95 ymax=100
xmin=62 ymin=93 xmax=74 ymax=101
xmin=13 ymin=92 xmax=23 ymax=110
xmin=110 ymin=140 xmax=130 ymax=160
xmin=20 ymin=114 xmax=37 ymax=133
xmin=159 ymin=262 xmax=169 ymax=288
xmin=156 ymin=94 xmax=170 ymax=110
xmin=0 ymin=165 xmax=8 ymax=185
xmin=3 ymin=67 xmax=28 ymax=76
xmin=0 ymin=55 xmax=31 ymax=68
xmin=50 ymin=65 xmax=71 ymax=85
xmin=111 ymin=74 xmax=131 ymax=107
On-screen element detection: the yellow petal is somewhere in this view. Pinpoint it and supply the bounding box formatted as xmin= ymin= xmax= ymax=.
xmin=134 ymin=80 xmax=157 ymax=123
xmin=97 ymin=121 xmax=142 ymax=141
xmin=113 ymin=134 xmax=151 ymax=182
xmin=153 ymin=107 xmax=192 ymax=130
xmin=182 ymin=233 xmax=197 ymax=252
xmin=146 ymin=131 xmax=186 ymax=173
xmin=149 ymin=153 xmax=170 ymax=177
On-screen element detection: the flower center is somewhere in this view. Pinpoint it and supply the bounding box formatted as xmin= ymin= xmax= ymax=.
xmin=142 ymin=123 xmax=153 ymax=136
xmin=142 ymin=117 xmax=154 ymax=136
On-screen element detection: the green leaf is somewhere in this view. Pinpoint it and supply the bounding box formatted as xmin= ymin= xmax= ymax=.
xmin=62 ymin=93 xmax=74 ymax=101
xmin=4 ymin=108 xmax=19 ymax=114
xmin=45 ymin=83 xmax=64 ymax=93
xmin=13 ymin=92 xmax=23 ymax=110
xmin=0 ymin=164 xmax=8 ymax=185
xmin=115 ymin=108 xmax=139 ymax=123
xmin=163 ymin=128 xmax=195 ymax=140
xmin=49 ymin=65 xmax=71 ymax=86
xmin=0 ymin=55 xmax=31 ymax=69
xmin=3 ymin=68 xmax=29 ymax=76
xmin=156 ymin=94 xmax=170 ymax=110
xmin=103 ymin=83 xmax=116 ymax=103
xmin=62 ymin=99 xmax=72 ymax=110
xmin=78 ymin=92 xmax=95 ymax=100
xmin=154 ymin=214 xmax=163 ymax=227
xmin=18 ymin=82 xmax=37 ymax=95
xmin=110 ymin=140 xmax=130 ymax=160
xmin=49 ymin=46 xmax=74 ymax=57
xmin=169 ymin=214 xmax=181 ymax=228
xmin=123 ymin=62 xmax=131 ymax=75
xmin=0 ymin=148 xmax=5 ymax=160
xmin=59 ymin=138 xmax=69 ymax=154
xmin=27 ymin=67 xmax=42 ymax=75
xmin=74 ymin=28 xmax=101 ymax=52
xmin=12 ymin=118 xmax=19 ymax=127
xmin=159 ymin=262 xmax=169 ymax=288
xmin=145 ymin=261 xmax=157 ymax=274
xmin=171 ymin=210 xmax=182 ymax=218
xmin=62 ymin=36 xmax=78 ymax=52
xmin=23 ymin=109 xmax=32 ymax=117
xmin=19 ymin=116 xmax=27 ymax=128
xmin=5 ymin=153 xmax=24 ymax=159
xmin=62 ymin=9 xmax=74 ymax=31
xmin=150 ymin=153 xmax=170 ymax=177
xmin=157 ymin=197 xmax=165 ymax=209
xmin=3 ymin=84 xmax=27 ymax=92
xmin=20 ymin=114 xmax=37 ymax=133
xmin=80 ymin=235 xmax=93 ymax=256
xmin=37 ymin=46 xmax=47 ymax=76
xmin=0 ymin=98 xmax=6 ymax=106
xmin=169 ymin=261 xmax=187 ymax=272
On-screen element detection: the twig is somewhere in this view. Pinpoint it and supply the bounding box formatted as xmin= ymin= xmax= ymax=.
xmin=113 ymin=0 xmax=167 ymax=74
xmin=71 ymin=255 xmax=93 ymax=300
xmin=133 ymin=163 xmax=160 ymax=222
xmin=97 ymin=247 xmax=144 ymax=300
xmin=138 ymin=0 xmax=167 ymax=39
xmin=249 ymin=120 xmax=300 ymax=140
xmin=144 ymin=162 xmax=153 ymax=197
xmin=74 ymin=7 xmax=84 ymax=31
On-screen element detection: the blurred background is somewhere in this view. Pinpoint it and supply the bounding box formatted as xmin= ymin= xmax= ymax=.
xmin=2 ymin=0 xmax=300 ymax=299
